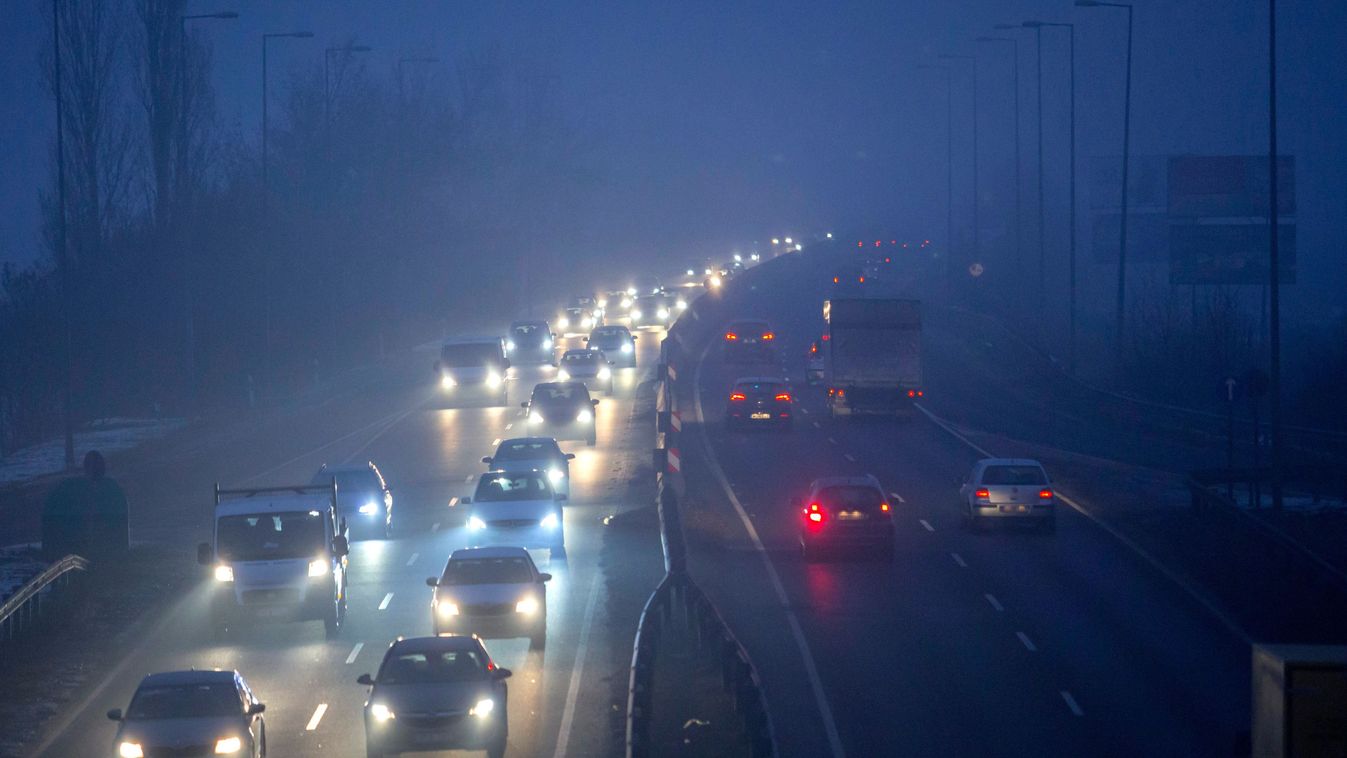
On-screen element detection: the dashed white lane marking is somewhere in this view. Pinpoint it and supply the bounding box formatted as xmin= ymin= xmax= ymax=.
xmin=378 ymin=593 xmax=394 ymax=610
xmin=345 ymin=643 xmax=364 ymax=664
xmin=800 ymin=407 xmax=809 ymax=414
xmin=553 ymin=572 xmax=601 ymax=758
xmin=827 ymin=437 xmax=838 ymax=444
xmin=505 ymin=423 xmax=513 ymax=430
xmin=1016 ymin=632 xmax=1038 ymax=652
xmin=448 ymin=497 xmax=459 ymax=507
xmin=951 ymin=552 xmax=967 ymax=568
xmin=1060 ymin=691 xmax=1084 ymax=716
xmin=492 ymin=438 xmax=501 ymax=447
xmin=432 ymin=522 xmax=441 ymax=532
xmin=890 ymin=492 xmax=906 ymax=503
xmin=406 ymin=552 xmax=418 ymax=567
xmin=465 ymin=475 xmax=475 ymax=483
xmin=305 ymin=703 xmax=328 ymax=731
xmin=919 ymin=519 xmax=935 ymax=532
xmin=812 ymin=421 xmax=822 ymax=429
xmin=984 ymin=593 xmax=1004 ymax=612
xmin=844 ymin=453 xmax=856 ymax=462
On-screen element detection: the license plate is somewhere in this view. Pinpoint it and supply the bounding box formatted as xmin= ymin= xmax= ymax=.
xmin=1000 ymin=504 xmax=1028 ymax=513
xmin=750 ymin=412 xmax=771 ymax=419
xmin=836 ymin=510 xmax=867 ymax=520
xmin=256 ymin=606 xmax=288 ymax=618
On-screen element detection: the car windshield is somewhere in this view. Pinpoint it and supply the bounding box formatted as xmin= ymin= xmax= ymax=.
xmin=494 ymin=440 xmax=560 ymax=461
xmin=820 ymin=486 xmax=884 ymax=511
xmin=562 ymin=352 xmax=599 ymax=366
xmin=511 ymin=324 xmax=546 ymax=340
xmin=476 ymin=472 xmax=553 ymax=501
xmin=377 ymin=649 xmax=487 ymax=685
xmin=441 ymin=556 xmax=534 ymax=585
xmin=216 ymin=511 xmax=327 ymax=561
xmin=981 ymin=465 xmax=1048 ymax=486
xmin=126 ymin=683 xmax=239 ymax=720
xmin=441 ymin=343 xmax=501 ymax=367
xmin=533 ymin=385 xmax=590 ymax=406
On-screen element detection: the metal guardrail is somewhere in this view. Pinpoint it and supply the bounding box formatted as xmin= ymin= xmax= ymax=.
xmin=0 ymin=553 xmax=89 ymax=654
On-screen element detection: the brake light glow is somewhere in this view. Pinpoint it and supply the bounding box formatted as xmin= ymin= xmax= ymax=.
xmin=805 ymin=502 xmax=825 ymax=524
xmin=833 ymin=276 xmax=839 ymax=283
xmin=821 ymin=334 xmax=829 ymax=341
xmin=907 ymin=389 xmax=916 ymax=398
xmin=1039 ymin=489 xmax=1053 ymax=499
xmin=880 ymin=503 xmax=890 ymax=512
xmin=725 ymin=332 xmax=738 ymax=341
xmin=774 ymin=393 xmax=791 ymax=402
xmin=975 ymin=488 xmax=991 ymax=500
xmin=730 ymin=393 xmax=747 ymax=401
xmin=762 ymin=332 xmax=775 ymax=341
xmin=858 ymin=276 xmax=865 ymax=283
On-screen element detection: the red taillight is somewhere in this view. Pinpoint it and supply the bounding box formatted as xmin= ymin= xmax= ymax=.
xmin=858 ymin=276 xmax=866 ymax=283
xmin=805 ymin=502 xmax=825 ymax=524
xmin=884 ymin=257 xmax=891 ymax=263
xmin=975 ymin=488 xmax=990 ymax=500
xmin=917 ymin=390 xmax=924 ymax=397
xmin=725 ymin=332 xmax=738 ymax=341
xmin=880 ymin=503 xmax=890 ymax=512
xmin=1039 ymin=489 xmax=1053 ymax=499
xmin=907 ymin=389 xmax=916 ymax=398
xmin=808 ymin=511 xmax=823 ymax=523
xmin=821 ymin=334 xmax=830 ymax=341
xmin=832 ymin=276 xmax=839 ymax=283
xmin=774 ymin=393 xmax=791 ymax=402
xmin=730 ymin=392 xmax=746 ymax=402
xmin=762 ymin=332 xmax=775 ymax=341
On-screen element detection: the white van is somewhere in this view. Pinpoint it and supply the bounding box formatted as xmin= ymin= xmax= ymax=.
xmin=197 ymin=484 xmax=350 ymax=639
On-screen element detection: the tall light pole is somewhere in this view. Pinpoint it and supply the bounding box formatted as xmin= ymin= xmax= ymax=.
xmin=1026 ymin=20 xmax=1078 ymax=374
xmin=918 ymin=64 xmax=953 ymax=297
xmin=980 ymin=32 xmax=1023 ymax=290
xmin=52 ymin=0 xmax=74 ymax=468
xmin=1077 ymin=0 xmax=1133 ymax=381
xmin=939 ymin=53 xmax=979 ymax=287
xmin=325 ymin=44 xmax=372 ymax=146
xmin=1267 ymin=0 xmax=1282 ymax=509
xmin=179 ymin=11 xmax=237 ymax=409
xmin=261 ymin=31 xmax=313 ymax=371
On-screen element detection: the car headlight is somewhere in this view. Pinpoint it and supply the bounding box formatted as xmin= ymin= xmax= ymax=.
xmin=468 ymin=515 xmax=486 ymax=530
xmin=470 ymin=698 xmax=494 ymax=718
xmin=119 ymin=742 xmax=144 ymax=758
xmin=576 ymin=409 xmax=593 ymax=423
xmin=709 ymin=275 xmax=722 ymax=287
xmin=214 ymin=736 xmax=243 ymax=754
xmin=543 ymin=338 xmax=553 ymax=350
xmin=370 ymin=703 xmax=395 ymax=723
xmin=676 ymin=299 xmax=687 ymax=310
xmin=506 ymin=340 xmax=516 ymax=351
xmin=359 ymin=501 xmax=378 ymax=515
xmin=547 ymin=468 xmax=564 ymax=485
xmin=630 ymin=309 xmax=642 ymax=320
xmin=620 ymin=297 xmax=632 ymax=308
xmin=581 ymin=316 xmax=593 ymax=327
xmin=656 ymin=308 xmax=670 ymax=320
xmin=557 ymin=369 xmax=570 ymax=381
xmin=529 ymin=411 xmax=544 ymax=424
xmin=214 ymin=565 xmax=234 ymax=583
xmin=557 ymin=317 xmax=569 ymax=329
xmin=435 ymin=599 xmax=459 ymax=617
xmin=485 ymin=372 xmax=503 ymax=388
xmin=540 ymin=512 xmax=560 ymax=529
xmin=626 ymin=286 xmax=637 ymax=296
xmin=597 ymin=366 xmax=611 ymax=380
xmin=515 ymin=595 xmax=540 ymax=615
xmin=621 ymin=343 xmax=633 ymax=354
xmin=308 ymin=558 xmax=328 ymax=578
xmin=440 ymin=374 xmax=456 ymax=390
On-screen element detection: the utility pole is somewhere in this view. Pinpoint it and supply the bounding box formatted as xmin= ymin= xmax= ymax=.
xmin=985 ymin=31 xmax=1024 ymax=291
xmin=918 ymin=64 xmax=953 ymax=298
xmin=53 ymin=0 xmax=74 ymax=469
xmin=1267 ymin=0 xmax=1283 ymax=509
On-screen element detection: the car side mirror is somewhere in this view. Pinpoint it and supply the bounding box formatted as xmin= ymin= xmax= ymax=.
xmin=520 ymin=402 xmax=529 ymax=409
xmin=492 ymin=668 xmax=512 ymax=680
xmin=248 ymin=703 xmax=266 ymax=716
xmin=357 ymin=674 xmax=374 ymax=686
xmin=106 ymin=709 xmax=123 ymax=721
xmin=197 ymin=542 xmax=213 ymax=565
xmin=565 ymin=453 xmax=575 ymax=460
xmin=591 ymin=399 xmax=599 ymax=406
xmin=539 ymin=573 xmax=552 ymax=582
xmin=425 ymin=576 xmax=439 ymax=587
xmin=632 ymin=335 xmax=639 ymax=340
xmin=582 ymin=337 xmax=589 ymax=342
xmin=332 ymin=536 xmax=349 ymax=557
xmin=555 ymin=494 xmax=568 ymax=501
xmin=481 ymin=456 xmax=493 ymax=464
xmin=460 ymin=496 xmax=472 ymax=505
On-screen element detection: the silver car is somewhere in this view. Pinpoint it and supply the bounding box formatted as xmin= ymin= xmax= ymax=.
xmin=959 ymin=458 xmax=1056 ymax=532
xmin=108 ymin=669 xmax=266 ymax=758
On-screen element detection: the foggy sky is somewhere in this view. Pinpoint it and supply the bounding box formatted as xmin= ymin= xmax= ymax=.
xmin=3 ymin=1 xmax=1345 ymax=321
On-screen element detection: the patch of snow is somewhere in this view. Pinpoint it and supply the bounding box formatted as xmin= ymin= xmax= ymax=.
xmin=0 ymin=417 xmax=187 ymax=488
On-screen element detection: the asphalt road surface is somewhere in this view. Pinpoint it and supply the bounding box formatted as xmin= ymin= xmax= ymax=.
xmin=679 ymin=258 xmax=1252 ymax=758
xmin=34 ymin=331 xmax=665 ymax=758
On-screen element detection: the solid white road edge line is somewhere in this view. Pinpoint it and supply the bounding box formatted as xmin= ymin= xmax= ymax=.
xmin=913 ymin=402 xmax=1253 ymax=645
xmin=552 ymin=570 xmax=601 ymax=758
xmin=305 ymin=703 xmax=328 ymax=731
xmin=346 ymin=642 xmax=364 ymax=664
xmin=695 ymin=343 xmax=846 ymax=758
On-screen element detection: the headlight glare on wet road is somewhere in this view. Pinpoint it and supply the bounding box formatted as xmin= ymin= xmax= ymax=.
xmin=468 ymin=516 xmax=487 ymax=530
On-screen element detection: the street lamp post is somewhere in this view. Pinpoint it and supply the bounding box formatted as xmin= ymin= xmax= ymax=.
xmin=325 ymin=44 xmax=372 ymax=149
xmin=1025 ymin=20 xmax=1077 ymax=374
xmin=939 ymin=53 xmax=979 ymax=288
xmin=261 ymin=31 xmax=313 ymax=372
xmin=980 ymin=33 xmax=1023 ymax=290
xmin=1267 ymin=0 xmax=1282 ymax=508
xmin=1025 ymin=22 xmax=1046 ymax=310
xmin=1077 ymin=0 xmax=1133 ymax=381
xmin=918 ymin=64 xmax=953 ymax=297
xmin=52 ymin=0 xmax=74 ymax=468
xmin=179 ymin=12 xmax=237 ymax=409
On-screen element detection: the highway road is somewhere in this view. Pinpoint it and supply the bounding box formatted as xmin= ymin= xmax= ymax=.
xmin=679 ymin=256 xmax=1253 ymax=757
xmin=33 ymin=332 xmax=665 ymax=758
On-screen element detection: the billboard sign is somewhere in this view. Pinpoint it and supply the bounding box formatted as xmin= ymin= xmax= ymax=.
xmin=1168 ymin=156 xmax=1295 ymax=218
xmin=1169 ymin=223 xmax=1295 ymax=285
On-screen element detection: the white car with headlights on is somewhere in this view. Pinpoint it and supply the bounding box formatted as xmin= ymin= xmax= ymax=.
xmin=461 ymin=470 xmax=567 ymax=558
xmin=584 ymin=325 xmax=637 ymax=368
xmin=481 ymin=437 xmax=574 ymax=497
xmin=359 ymin=636 xmax=510 ymax=758
xmin=310 ymin=461 xmax=393 ymax=539
xmin=435 ymin=336 xmax=510 ymax=406
xmin=556 ymin=348 xmax=614 ymax=395
xmin=427 ymin=547 xmax=552 ymax=648
xmin=108 ymin=669 xmax=266 ymax=758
